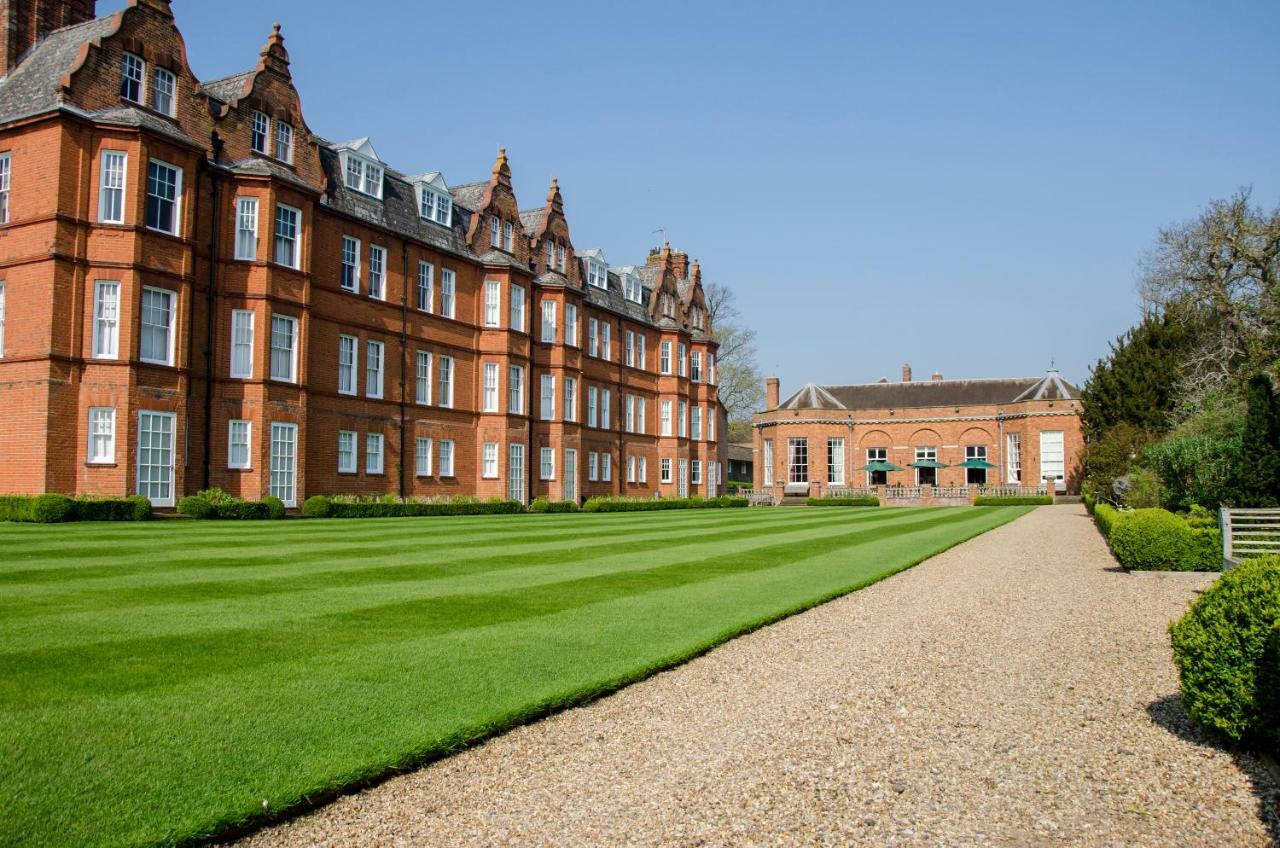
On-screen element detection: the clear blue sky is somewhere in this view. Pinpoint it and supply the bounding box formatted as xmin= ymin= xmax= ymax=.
xmin=107 ymin=0 xmax=1280 ymax=391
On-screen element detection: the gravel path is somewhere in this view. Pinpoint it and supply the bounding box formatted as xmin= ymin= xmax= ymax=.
xmin=241 ymin=505 xmax=1279 ymax=847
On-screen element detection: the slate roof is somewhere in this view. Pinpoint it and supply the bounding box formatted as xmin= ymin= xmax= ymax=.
xmin=200 ymin=71 xmax=254 ymax=105
xmin=0 ymin=14 xmax=118 ymax=124
xmin=777 ymin=373 xmax=1079 ymax=411
xmin=519 ymin=208 xmax=543 ymax=237
xmin=89 ymin=104 xmax=200 ymax=147
xmin=727 ymin=443 xmax=754 ymax=463
xmin=449 ymin=181 xmax=486 ymax=212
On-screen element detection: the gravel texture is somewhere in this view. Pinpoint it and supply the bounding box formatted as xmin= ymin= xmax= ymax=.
xmin=241 ymin=505 xmax=1279 ymax=847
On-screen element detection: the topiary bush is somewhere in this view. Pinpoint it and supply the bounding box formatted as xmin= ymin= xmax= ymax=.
xmin=302 ymin=495 xmax=332 ymax=517
xmin=177 ymin=489 xmax=283 ymax=520
xmin=1109 ymin=508 xmax=1196 ymax=570
xmin=176 ymin=495 xmax=215 ymax=519
xmin=30 ymin=494 xmax=75 ymax=523
xmin=262 ymin=496 xmax=287 ymax=520
xmin=1170 ymin=555 xmax=1280 ymax=744
xmin=72 ymin=495 xmax=152 ymax=521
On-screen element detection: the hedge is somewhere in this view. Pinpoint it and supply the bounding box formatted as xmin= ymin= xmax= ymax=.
xmin=581 ymin=495 xmax=748 ymax=513
xmin=1108 ymin=508 xmax=1220 ymax=571
xmin=1093 ymin=503 xmax=1119 ymax=538
xmin=806 ymin=496 xmax=879 ymax=507
xmin=177 ymin=489 xmax=287 ymax=520
xmin=301 ymin=495 xmax=524 ymax=518
xmin=0 ymin=493 xmax=151 ymax=522
xmin=972 ymin=495 xmax=1053 ymax=506
xmin=528 ymin=497 xmax=578 ymax=513
xmin=1170 ymin=555 xmax=1280 ymax=745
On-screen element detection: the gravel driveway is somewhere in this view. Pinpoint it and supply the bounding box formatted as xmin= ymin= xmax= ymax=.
xmin=241 ymin=505 xmax=1279 ymax=847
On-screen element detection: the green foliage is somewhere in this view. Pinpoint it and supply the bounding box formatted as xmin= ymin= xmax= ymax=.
xmin=176 ymin=495 xmax=215 ymax=519
xmin=1119 ymin=467 xmax=1164 ymax=509
xmin=30 ymin=494 xmax=74 ymax=523
xmin=262 ymin=496 xmax=287 ymax=520
xmin=1083 ymin=493 xmax=1096 ymax=514
xmin=304 ymin=496 xmax=525 ymax=518
xmin=72 ymin=495 xmax=153 ymax=521
xmin=1080 ymin=313 xmax=1192 ymax=439
xmin=528 ymin=497 xmax=578 ymax=513
xmin=0 ymin=494 xmax=151 ymax=522
xmin=972 ymin=495 xmax=1053 ymax=505
xmin=1083 ymin=423 xmax=1158 ymax=502
xmin=1170 ymin=555 xmax=1280 ymax=743
xmin=1108 ymin=508 xmax=1220 ymax=571
xmin=1259 ymin=627 xmax=1280 ymax=751
xmin=1143 ymin=431 xmax=1243 ymax=512
xmin=178 ymin=489 xmax=284 ymax=520
xmin=1093 ymin=503 xmax=1118 ymax=538
xmin=806 ymin=496 xmax=879 ymax=507
xmin=302 ymin=495 xmax=332 ymax=518
xmin=581 ymin=495 xmax=749 ymax=512
xmin=1236 ymin=373 xmax=1280 ymax=507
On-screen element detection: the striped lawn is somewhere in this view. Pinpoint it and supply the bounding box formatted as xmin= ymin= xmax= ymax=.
xmin=0 ymin=505 xmax=1030 ymax=847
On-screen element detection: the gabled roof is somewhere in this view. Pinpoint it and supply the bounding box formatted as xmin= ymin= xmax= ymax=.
xmin=200 ymin=70 xmax=254 ymax=105
xmin=0 ymin=13 xmax=119 ymax=124
xmin=334 ymin=137 xmax=381 ymax=162
xmin=1011 ymin=369 xmax=1077 ymax=402
xmin=776 ymin=372 xmax=1080 ymax=412
xmin=778 ymin=383 xmax=848 ymax=411
xmin=519 ymin=208 xmax=542 ymax=237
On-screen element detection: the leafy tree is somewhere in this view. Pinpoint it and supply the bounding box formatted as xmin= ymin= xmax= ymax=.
xmin=1236 ymin=373 xmax=1280 ymax=507
xmin=1082 ymin=423 xmax=1157 ymax=501
xmin=704 ymin=281 xmax=764 ymax=425
xmin=1081 ymin=313 xmax=1192 ymax=439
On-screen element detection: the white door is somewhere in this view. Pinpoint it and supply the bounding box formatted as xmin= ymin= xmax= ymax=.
xmin=136 ymin=411 xmax=176 ymax=507
xmin=269 ymin=422 xmax=298 ymax=506
xmin=707 ymin=461 xmax=717 ymax=497
xmin=508 ymin=444 xmax=525 ymax=503
xmin=1040 ymin=430 xmax=1065 ymax=491
xmin=678 ymin=458 xmax=688 ymax=498
xmin=564 ymin=448 xmax=577 ymax=503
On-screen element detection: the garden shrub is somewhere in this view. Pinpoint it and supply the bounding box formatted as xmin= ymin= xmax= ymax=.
xmin=30 ymin=494 xmax=74 ymax=523
xmin=1259 ymin=627 xmax=1280 ymax=751
xmin=302 ymin=495 xmax=332 ymax=517
xmin=0 ymin=494 xmax=151 ymax=522
xmin=972 ymin=495 xmax=1053 ymax=506
xmin=1109 ymin=508 xmax=1219 ymax=571
xmin=72 ymin=495 xmax=152 ymax=521
xmin=263 ymin=496 xmax=287 ymax=520
xmin=177 ymin=488 xmax=284 ymax=520
xmin=806 ymin=496 xmax=879 ymax=507
xmin=1093 ymin=502 xmax=1118 ymax=538
xmin=1083 ymin=493 xmax=1096 ymax=515
xmin=1170 ymin=555 xmax=1280 ymax=744
xmin=303 ymin=495 xmax=525 ymax=518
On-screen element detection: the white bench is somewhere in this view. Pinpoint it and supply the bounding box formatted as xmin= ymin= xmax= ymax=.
xmin=1220 ymin=508 xmax=1280 ymax=569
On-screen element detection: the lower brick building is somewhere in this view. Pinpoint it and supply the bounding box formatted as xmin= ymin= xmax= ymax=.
xmin=0 ymin=0 xmax=726 ymax=506
xmin=752 ymin=364 xmax=1083 ymax=499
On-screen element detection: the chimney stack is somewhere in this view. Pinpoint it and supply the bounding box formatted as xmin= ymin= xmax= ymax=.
xmin=765 ymin=375 xmax=779 ymax=409
xmin=932 ymin=371 xmax=943 ymax=382
xmin=1 ymin=0 xmax=96 ymax=77
xmin=902 ymin=362 xmax=912 ymax=382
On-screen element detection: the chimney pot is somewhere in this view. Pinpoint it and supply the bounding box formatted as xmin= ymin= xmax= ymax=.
xmin=902 ymin=362 xmax=912 ymax=382
xmin=765 ymin=376 xmax=780 ymax=410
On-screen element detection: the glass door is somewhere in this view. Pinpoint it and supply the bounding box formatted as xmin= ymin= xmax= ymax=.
xmin=136 ymin=411 xmax=176 ymax=506
xmin=564 ymin=448 xmax=577 ymax=503
xmin=508 ymin=444 xmax=525 ymax=503
xmin=269 ymin=422 xmax=297 ymax=507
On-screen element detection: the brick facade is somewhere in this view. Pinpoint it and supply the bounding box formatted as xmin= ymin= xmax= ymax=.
xmin=0 ymin=0 xmax=726 ymax=507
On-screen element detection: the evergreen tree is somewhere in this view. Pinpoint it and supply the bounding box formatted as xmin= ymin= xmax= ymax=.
xmin=1236 ymin=373 xmax=1280 ymax=507
xmin=1080 ymin=313 xmax=1192 ymax=439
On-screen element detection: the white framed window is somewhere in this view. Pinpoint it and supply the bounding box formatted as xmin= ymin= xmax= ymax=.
xmin=865 ymin=447 xmax=888 ymax=485
xmin=484 ymin=280 xmax=501 ymax=327
xmin=588 ymin=317 xmax=598 ymax=356
xmin=415 ymin=437 xmax=433 ymax=476
xmin=227 ymin=419 xmax=251 ymax=469
xmin=368 ymin=245 xmax=386 ymax=299
xmin=234 ymin=197 xmax=258 ymax=260
xmin=440 ymin=269 xmax=456 ymax=318
xmin=366 ymin=339 xmax=384 ymax=398
xmin=341 ymin=236 xmax=360 ymax=292
xmin=545 ymin=241 xmax=554 ymax=268
xmin=661 ymin=457 xmax=672 ymax=483
xmin=419 ymin=185 xmax=451 ymax=226
xmin=366 ymin=433 xmax=384 ymax=474
xmin=626 ymin=330 xmax=635 ymax=367
xmin=660 ymin=400 xmax=673 ymax=437
xmin=250 ymin=111 xmax=269 ymax=154
xmin=92 ymin=280 xmax=120 ymax=359
xmin=338 ymin=334 xmax=358 ymax=395
xmin=587 ymin=260 xmax=607 ymax=288
xmin=151 ymin=66 xmax=175 ymax=116
xmin=509 ymin=444 xmax=525 ymax=502
xmin=660 ymin=340 xmax=672 ymax=374
xmin=764 ymin=440 xmax=775 ymax=486
xmin=509 ymin=284 xmax=525 ymax=331
xmin=691 ymin=351 xmax=702 ymax=382
xmin=98 ymin=151 xmax=127 ymax=224
xmin=1040 ymin=430 xmax=1065 ymax=490
xmin=482 ymin=362 xmax=499 ymax=411
xmin=0 ymin=152 xmax=9 ymax=224
xmin=565 ymin=303 xmax=578 ymax=346
xmin=1007 ymin=432 xmax=1022 ymax=483
xmin=414 ymin=261 xmax=433 ymax=312
xmin=540 ymin=374 xmax=555 ymax=421
xmin=1 ymin=282 xmax=7 ymax=356
xmin=274 ymin=120 xmax=294 ymax=164
xmin=601 ymin=323 xmax=611 ymax=360
xmin=269 ymin=313 xmax=298 ymax=382
xmin=708 ymin=353 xmax=716 ymax=384
xmin=587 ymin=386 xmax=598 ymax=428
xmin=678 ymin=401 xmax=687 ymax=438
xmin=140 ymin=286 xmax=176 ymax=365
xmin=563 ymin=377 xmax=577 ymax=422
xmin=439 ymin=439 xmax=455 ymax=476
xmin=508 ymin=364 xmax=525 ymax=413
xmin=120 ymin=52 xmax=145 ymax=103
xmin=344 ymin=154 xmax=384 ymax=197
xmin=437 ymin=355 xmax=454 ymax=407
xmin=678 ymin=343 xmax=687 ymax=377
xmin=482 ymin=442 xmax=499 ymax=478
xmin=691 ymin=406 xmax=703 ymax=440
xmin=637 ymin=333 xmax=646 ymax=369
xmin=269 ymin=422 xmax=298 ymax=506
xmin=914 ymin=446 xmax=938 ymax=486
xmin=639 ymin=456 xmax=647 ymax=484
xmin=338 ymin=430 xmax=357 ymax=473
xmin=230 ymin=309 xmax=254 ymax=378
xmin=540 ymin=446 xmax=555 ymax=480
xmin=145 ymin=159 xmax=181 ymax=235
xmin=600 ymin=389 xmax=611 ymax=430
xmin=553 ymin=244 xmax=564 ymax=272
xmin=588 ymin=452 xmax=599 ymax=481
xmin=489 ymin=215 xmax=501 ymax=248
xmin=601 ymin=452 xmax=612 ymax=482
xmin=623 ymin=274 xmax=642 ymax=303
xmin=692 ymin=460 xmax=703 ymax=485
xmin=541 ymin=299 xmax=556 ymax=343
xmin=136 ymin=410 xmax=175 ymax=506
xmin=828 ymin=438 xmax=845 ymax=485
xmin=87 ymin=407 xmax=115 ymax=464
xmin=625 ymin=394 xmax=635 ymax=433
xmin=708 ymin=408 xmax=716 ymax=442
xmin=415 ymin=350 xmax=432 ymax=404
xmin=274 ymin=203 xmax=300 ymax=268
xmin=503 ymin=220 xmax=513 ymax=251
xmin=627 ymin=455 xmax=637 ymax=484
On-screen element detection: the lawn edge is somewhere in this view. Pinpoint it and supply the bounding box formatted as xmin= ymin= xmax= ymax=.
xmin=190 ymin=506 xmax=1034 ymax=847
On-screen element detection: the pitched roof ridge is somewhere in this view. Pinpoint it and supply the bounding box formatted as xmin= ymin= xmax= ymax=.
xmin=820 ymin=376 xmax=1033 ymax=389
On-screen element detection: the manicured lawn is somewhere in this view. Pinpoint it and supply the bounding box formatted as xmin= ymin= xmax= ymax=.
xmin=0 ymin=505 xmax=1030 ymax=847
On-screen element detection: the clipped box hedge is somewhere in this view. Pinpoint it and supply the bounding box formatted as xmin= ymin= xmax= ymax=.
xmin=1170 ymin=554 xmax=1280 ymax=746
xmin=1093 ymin=502 xmax=1119 ymax=538
xmin=1108 ymin=508 xmax=1221 ymax=571
xmin=528 ymin=497 xmax=579 ymax=513
xmin=0 ymin=493 xmax=151 ymax=523
xmin=972 ymin=495 xmax=1054 ymax=506
xmin=302 ymin=496 xmax=524 ymax=518
xmin=177 ymin=489 xmax=286 ymax=520
xmin=580 ymin=495 xmax=748 ymax=513
xmin=806 ymin=496 xmax=879 ymax=507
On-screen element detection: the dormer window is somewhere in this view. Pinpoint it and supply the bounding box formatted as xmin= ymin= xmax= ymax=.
xmin=151 ymin=67 xmax=175 ymax=117
xmin=490 ymin=215 xmax=501 ymax=248
xmin=587 ymin=261 xmax=607 ymax=289
xmin=622 ymin=275 xmax=642 ymax=304
xmin=556 ymin=245 xmax=566 ymax=272
xmin=250 ymin=111 xmax=269 ymax=154
xmin=545 ymin=241 xmax=554 ymax=268
xmin=503 ymin=221 xmax=514 ymax=251
xmin=342 ymin=152 xmax=382 ymax=199
xmin=274 ymin=121 xmax=294 ymax=164
xmin=120 ymin=53 xmax=145 ymax=103
xmin=418 ymin=185 xmax=451 ymax=227
xmin=661 ymin=293 xmax=675 ymax=318
xmin=691 ymin=306 xmax=705 ymax=330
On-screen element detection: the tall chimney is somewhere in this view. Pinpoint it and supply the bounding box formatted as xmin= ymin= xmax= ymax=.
xmin=932 ymin=371 xmax=943 ymax=382
xmin=901 ymin=362 xmax=912 ymax=382
xmin=765 ymin=375 xmax=779 ymax=410
xmin=1 ymin=0 xmax=96 ymax=77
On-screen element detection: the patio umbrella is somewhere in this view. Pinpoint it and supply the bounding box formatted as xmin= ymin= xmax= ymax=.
xmin=857 ymin=460 xmax=904 ymax=472
xmin=908 ymin=459 xmax=948 ymax=469
xmin=953 ymin=458 xmax=998 ymax=470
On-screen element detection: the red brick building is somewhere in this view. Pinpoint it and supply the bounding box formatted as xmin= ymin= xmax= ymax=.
xmin=752 ymin=364 xmax=1084 ymax=500
xmin=0 ymin=0 xmax=725 ymax=506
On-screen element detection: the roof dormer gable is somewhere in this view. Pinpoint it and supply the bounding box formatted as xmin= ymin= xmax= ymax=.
xmin=337 ymin=138 xmax=384 ymax=199
xmin=413 ymin=171 xmax=453 ymax=227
